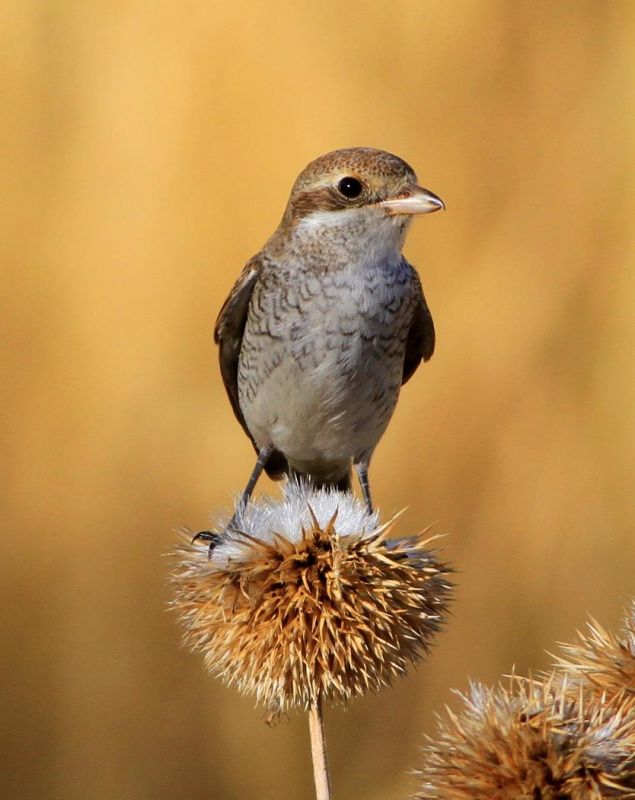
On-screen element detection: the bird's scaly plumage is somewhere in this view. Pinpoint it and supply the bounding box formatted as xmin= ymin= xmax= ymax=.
xmin=214 ymin=147 xmax=442 ymax=510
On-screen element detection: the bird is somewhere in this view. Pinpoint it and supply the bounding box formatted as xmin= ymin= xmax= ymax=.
xmin=197 ymin=147 xmax=443 ymax=545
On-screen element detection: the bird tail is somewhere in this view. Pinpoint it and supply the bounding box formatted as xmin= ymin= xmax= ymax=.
xmin=310 ymin=472 xmax=352 ymax=492
xmin=264 ymin=450 xmax=351 ymax=493
xmin=263 ymin=449 xmax=289 ymax=480
xmin=287 ymin=468 xmax=352 ymax=493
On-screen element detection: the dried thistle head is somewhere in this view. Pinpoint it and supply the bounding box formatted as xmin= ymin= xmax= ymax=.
xmin=555 ymin=603 xmax=635 ymax=699
xmin=171 ymin=484 xmax=452 ymax=712
xmin=416 ymin=677 xmax=635 ymax=799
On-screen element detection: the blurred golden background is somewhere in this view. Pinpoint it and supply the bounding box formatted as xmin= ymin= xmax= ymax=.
xmin=2 ymin=1 xmax=634 ymax=798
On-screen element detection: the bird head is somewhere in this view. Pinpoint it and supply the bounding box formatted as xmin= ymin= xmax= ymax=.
xmin=280 ymin=147 xmax=444 ymax=239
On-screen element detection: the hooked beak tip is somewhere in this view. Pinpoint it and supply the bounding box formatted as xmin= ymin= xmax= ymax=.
xmin=380 ymin=185 xmax=445 ymax=216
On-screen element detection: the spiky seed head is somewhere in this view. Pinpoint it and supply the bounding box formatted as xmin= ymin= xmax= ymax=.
xmin=416 ymin=677 xmax=635 ymax=799
xmin=171 ymin=484 xmax=452 ymax=712
xmin=555 ymin=602 xmax=635 ymax=700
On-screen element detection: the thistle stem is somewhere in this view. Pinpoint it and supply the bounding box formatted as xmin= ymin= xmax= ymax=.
xmin=308 ymin=698 xmax=332 ymax=800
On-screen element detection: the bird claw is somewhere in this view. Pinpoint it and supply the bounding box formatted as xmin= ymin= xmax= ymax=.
xmin=191 ymin=530 xmax=221 ymax=557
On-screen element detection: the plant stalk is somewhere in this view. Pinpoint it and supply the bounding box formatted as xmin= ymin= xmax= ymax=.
xmin=308 ymin=698 xmax=332 ymax=800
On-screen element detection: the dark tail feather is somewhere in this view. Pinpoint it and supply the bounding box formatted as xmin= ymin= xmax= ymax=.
xmin=317 ymin=472 xmax=352 ymax=493
xmin=263 ymin=448 xmax=289 ymax=481
xmin=287 ymin=468 xmax=352 ymax=493
xmin=265 ymin=450 xmax=352 ymax=493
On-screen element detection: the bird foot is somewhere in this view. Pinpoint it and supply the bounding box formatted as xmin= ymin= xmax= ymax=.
xmin=191 ymin=529 xmax=221 ymax=557
xmin=192 ymin=509 xmax=243 ymax=556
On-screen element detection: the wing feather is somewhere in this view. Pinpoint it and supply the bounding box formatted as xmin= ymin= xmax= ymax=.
xmin=214 ymin=257 xmax=288 ymax=479
xmin=402 ymin=273 xmax=435 ymax=385
xmin=214 ymin=260 xmax=259 ymax=443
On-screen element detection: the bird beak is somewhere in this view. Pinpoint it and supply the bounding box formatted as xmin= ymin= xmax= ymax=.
xmin=379 ymin=185 xmax=445 ymax=216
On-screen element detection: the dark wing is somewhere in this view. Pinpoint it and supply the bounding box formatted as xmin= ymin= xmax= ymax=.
xmin=214 ymin=258 xmax=259 ymax=444
xmin=214 ymin=257 xmax=288 ymax=479
xmin=402 ymin=273 xmax=435 ymax=385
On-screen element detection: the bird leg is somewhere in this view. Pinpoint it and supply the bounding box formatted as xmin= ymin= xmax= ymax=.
xmin=193 ymin=446 xmax=274 ymax=551
xmin=355 ymin=461 xmax=373 ymax=515
xmin=234 ymin=445 xmax=274 ymax=516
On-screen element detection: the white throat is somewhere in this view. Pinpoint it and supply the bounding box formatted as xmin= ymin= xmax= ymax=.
xmin=294 ymin=208 xmax=409 ymax=262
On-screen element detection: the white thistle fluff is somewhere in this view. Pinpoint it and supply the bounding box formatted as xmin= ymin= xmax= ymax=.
xmin=208 ymin=480 xmax=380 ymax=567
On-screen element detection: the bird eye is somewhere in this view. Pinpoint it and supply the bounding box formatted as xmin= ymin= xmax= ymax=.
xmin=337 ymin=177 xmax=363 ymax=199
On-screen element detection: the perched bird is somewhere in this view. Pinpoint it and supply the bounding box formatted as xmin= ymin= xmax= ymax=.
xmin=201 ymin=147 xmax=443 ymax=541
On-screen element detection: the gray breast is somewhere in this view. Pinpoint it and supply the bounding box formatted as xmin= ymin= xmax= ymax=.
xmin=237 ymin=256 xmax=417 ymax=465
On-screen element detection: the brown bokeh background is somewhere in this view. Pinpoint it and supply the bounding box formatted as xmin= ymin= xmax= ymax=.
xmin=2 ymin=2 xmax=634 ymax=798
